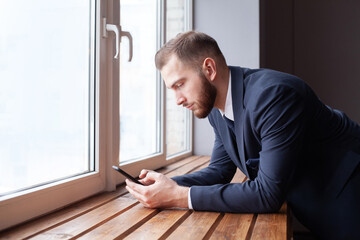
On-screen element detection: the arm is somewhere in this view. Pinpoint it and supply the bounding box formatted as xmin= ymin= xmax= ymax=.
xmin=126 ymin=113 xmax=237 ymax=209
xmin=190 ymin=85 xmax=306 ymax=213
xmin=172 ymin=114 xmax=237 ymax=186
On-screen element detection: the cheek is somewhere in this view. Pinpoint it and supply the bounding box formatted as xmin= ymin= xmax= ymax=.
xmin=180 ymin=85 xmax=191 ymax=100
xmin=188 ymin=83 xmax=202 ymax=100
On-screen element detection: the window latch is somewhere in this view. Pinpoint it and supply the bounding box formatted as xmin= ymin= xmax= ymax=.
xmin=102 ymin=18 xmax=133 ymax=61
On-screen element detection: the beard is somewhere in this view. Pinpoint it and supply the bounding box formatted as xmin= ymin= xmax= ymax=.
xmin=193 ymin=73 xmax=217 ymax=118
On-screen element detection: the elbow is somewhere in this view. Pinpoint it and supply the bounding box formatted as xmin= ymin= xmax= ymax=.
xmin=255 ymin=195 xmax=283 ymax=213
xmin=261 ymin=190 xmax=285 ymax=213
xmin=264 ymin=200 xmax=283 ymax=213
xmin=255 ymin=180 xmax=285 ymax=213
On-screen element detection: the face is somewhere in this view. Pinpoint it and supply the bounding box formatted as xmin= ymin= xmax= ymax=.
xmin=161 ymin=55 xmax=217 ymax=118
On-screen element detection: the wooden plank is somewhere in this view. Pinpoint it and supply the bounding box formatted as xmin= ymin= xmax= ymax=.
xmin=209 ymin=213 xmax=254 ymax=240
xmin=30 ymin=195 xmax=138 ymax=240
xmin=251 ymin=204 xmax=288 ymax=240
xmin=77 ymin=204 xmax=159 ymax=240
xmin=231 ymin=168 xmax=247 ymax=183
xmin=124 ymin=209 xmax=191 ymax=240
xmin=0 ymin=188 xmax=128 ymax=240
xmin=205 ymin=168 xmax=254 ymax=240
xmin=166 ymin=212 xmax=221 ymax=240
xmin=158 ymin=155 xmax=203 ymax=174
xmin=165 ymin=156 xmax=210 ymax=178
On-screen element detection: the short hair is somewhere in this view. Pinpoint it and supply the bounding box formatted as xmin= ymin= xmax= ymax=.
xmin=155 ymin=31 xmax=227 ymax=71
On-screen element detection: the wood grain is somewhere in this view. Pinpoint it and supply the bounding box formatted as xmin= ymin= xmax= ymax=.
xmin=166 ymin=211 xmax=221 ymax=240
xmin=209 ymin=213 xmax=254 ymax=240
xmin=29 ymin=195 xmax=137 ymax=240
xmin=0 ymin=187 xmax=128 ymax=240
xmin=124 ymin=209 xmax=191 ymax=240
xmin=251 ymin=204 xmax=289 ymax=240
xmin=165 ymin=156 xmax=210 ymax=178
xmin=231 ymin=169 xmax=247 ymax=183
xmin=77 ymin=204 xmax=159 ymax=240
xmin=158 ymin=155 xmax=203 ymax=174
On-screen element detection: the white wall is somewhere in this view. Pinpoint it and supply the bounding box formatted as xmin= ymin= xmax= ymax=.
xmin=193 ymin=0 xmax=259 ymax=155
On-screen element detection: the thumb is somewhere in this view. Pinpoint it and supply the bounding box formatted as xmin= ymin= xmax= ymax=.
xmin=139 ymin=169 xmax=157 ymax=185
xmin=139 ymin=169 xmax=150 ymax=179
xmin=142 ymin=170 xmax=161 ymax=182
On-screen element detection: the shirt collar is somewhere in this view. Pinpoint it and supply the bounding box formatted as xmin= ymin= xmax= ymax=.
xmin=219 ymin=71 xmax=234 ymax=121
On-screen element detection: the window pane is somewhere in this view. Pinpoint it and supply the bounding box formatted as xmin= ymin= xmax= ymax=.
xmin=119 ymin=0 xmax=159 ymax=162
xmin=0 ymin=0 xmax=94 ymax=195
xmin=166 ymin=0 xmax=191 ymax=157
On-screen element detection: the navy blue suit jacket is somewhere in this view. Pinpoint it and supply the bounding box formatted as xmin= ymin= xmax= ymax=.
xmin=173 ymin=66 xmax=360 ymax=239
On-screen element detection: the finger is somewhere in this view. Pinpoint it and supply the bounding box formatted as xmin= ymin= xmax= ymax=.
xmin=125 ymin=183 xmax=154 ymax=208
xmin=139 ymin=169 xmax=149 ymax=179
xmin=125 ymin=185 xmax=147 ymax=205
xmin=139 ymin=178 xmax=155 ymax=186
xmin=139 ymin=171 xmax=156 ymax=185
xmin=139 ymin=169 xmax=157 ymax=179
xmin=125 ymin=179 xmax=144 ymax=193
xmin=139 ymin=170 xmax=160 ymax=184
xmin=144 ymin=171 xmax=164 ymax=182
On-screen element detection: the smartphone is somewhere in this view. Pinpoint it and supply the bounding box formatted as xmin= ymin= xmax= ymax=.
xmin=112 ymin=165 xmax=144 ymax=185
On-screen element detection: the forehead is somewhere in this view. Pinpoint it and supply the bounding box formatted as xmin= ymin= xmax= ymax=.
xmin=161 ymin=54 xmax=193 ymax=88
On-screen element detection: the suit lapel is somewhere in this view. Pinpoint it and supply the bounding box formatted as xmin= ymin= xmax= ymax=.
xmin=229 ymin=66 xmax=249 ymax=177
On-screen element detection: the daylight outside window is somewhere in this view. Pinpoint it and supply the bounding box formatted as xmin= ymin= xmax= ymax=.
xmin=0 ymin=0 xmax=95 ymax=196
xmin=117 ymin=0 xmax=192 ymax=163
xmin=166 ymin=0 xmax=192 ymax=157
xmin=119 ymin=0 xmax=160 ymax=163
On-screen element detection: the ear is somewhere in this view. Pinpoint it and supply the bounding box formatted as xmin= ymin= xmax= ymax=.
xmin=201 ymin=57 xmax=217 ymax=82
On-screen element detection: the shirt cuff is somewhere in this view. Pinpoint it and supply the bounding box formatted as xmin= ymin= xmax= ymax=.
xmin=188 ymin=187 xmax=193 ymax=209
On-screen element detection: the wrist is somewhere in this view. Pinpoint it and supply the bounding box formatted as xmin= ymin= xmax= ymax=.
xmin=175 ymin=186 xmax=189 ymax=208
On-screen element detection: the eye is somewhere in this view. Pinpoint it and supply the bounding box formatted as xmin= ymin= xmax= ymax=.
xmin=176 ymin=82 xmax=183 ymax=89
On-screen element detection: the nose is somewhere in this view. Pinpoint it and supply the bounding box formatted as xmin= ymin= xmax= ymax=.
xmin=176 ymin=96 xmax=185 ymax=106
xmin=176 ymin=92 xmax=185 ymax=106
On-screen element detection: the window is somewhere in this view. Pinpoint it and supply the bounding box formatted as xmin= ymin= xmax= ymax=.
xmin=118 ymin=0 xmax=193 ymax=176
xmin=0 ymin=0 xmax=95 ymax=197
xmin=0 ymin=0 xmax=192 ymax=231
xmin=119 ymin=0 xmax=160 ymax=162
xmin=166 ymin=0 xmax=193 ymax=158
xmin=0 ymin=0 xmax=102 ymax=231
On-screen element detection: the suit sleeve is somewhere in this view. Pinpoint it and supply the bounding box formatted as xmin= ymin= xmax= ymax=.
xmin=172 ymin=113 xmax=237 ymax=186
xmin=189 ymin=85 xmax=306 ymax=213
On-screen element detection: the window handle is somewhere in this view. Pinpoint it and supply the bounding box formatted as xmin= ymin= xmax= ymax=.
xmin=102 ymin=18 xmax=133 ymax=61
xmin=119 ymin=27 xmax=133 ymax=62
xmin=104 ymin=20 xmax=120 ymax=59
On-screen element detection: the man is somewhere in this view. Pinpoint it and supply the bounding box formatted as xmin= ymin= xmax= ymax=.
xmin=126 ymin=31 xmax=360 ymax=239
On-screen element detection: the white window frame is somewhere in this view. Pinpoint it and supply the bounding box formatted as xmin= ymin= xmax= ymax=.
xmin=0 ymin=0 xmax=193 ymax=231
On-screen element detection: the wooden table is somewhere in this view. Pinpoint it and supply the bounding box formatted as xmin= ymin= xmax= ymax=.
xmin=0 ymin=156 xmax=292 ymax=240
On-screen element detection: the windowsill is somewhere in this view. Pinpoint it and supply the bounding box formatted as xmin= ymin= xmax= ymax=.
xmin=0 ymin=155 xmax=292 ymax=239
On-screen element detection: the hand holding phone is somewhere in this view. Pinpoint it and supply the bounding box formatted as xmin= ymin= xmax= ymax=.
xmin=112 ymin=165 xmax=144 ymax=185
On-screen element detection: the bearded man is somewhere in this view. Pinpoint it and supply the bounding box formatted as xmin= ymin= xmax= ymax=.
xmin=126 ymin=31 xmax=360 ymax=239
